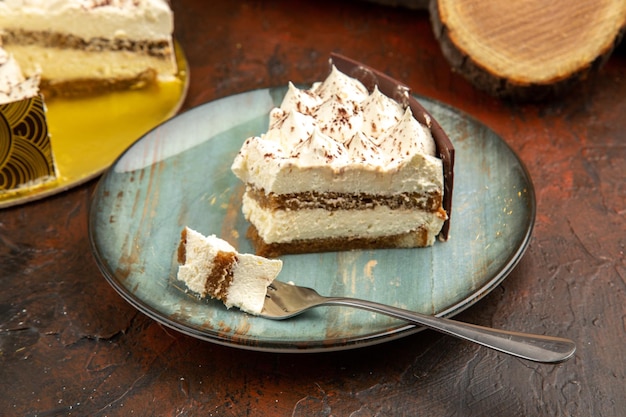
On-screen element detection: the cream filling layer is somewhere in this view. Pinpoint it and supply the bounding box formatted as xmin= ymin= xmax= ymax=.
xmin=242 ymin=193 xmax=446 ymax=246
xmin=5 ymin=45 xmax=177 ymax=81
xmin=232 ymin=143 xmax=444 ymax=196
xmin=227 ymin=255 xmax=282 ymax=314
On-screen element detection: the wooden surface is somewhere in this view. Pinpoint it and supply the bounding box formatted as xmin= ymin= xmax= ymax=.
xmin=431 ymin=0 xmax=626 ymax=100
xmin=1 ymin=0 xmax=625 ymax=415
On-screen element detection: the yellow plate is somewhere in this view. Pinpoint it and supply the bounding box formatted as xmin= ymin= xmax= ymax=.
xmin=0 ymin=43 xmax=189 ymax=209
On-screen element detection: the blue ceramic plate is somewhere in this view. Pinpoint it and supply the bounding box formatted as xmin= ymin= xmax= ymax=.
xmin=89 ymin=88 xmax=535 ymax=352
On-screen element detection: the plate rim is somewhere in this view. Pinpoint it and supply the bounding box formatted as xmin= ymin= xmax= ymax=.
xmin=88 ymin=89 xmax=536 ymax=353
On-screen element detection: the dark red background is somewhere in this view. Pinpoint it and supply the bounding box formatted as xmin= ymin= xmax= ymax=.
xmin=1 ymin=1 xmax=624 ymax=415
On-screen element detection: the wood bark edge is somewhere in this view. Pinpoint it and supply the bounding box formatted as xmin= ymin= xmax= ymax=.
xmin=428 ymin=0 xmax=626 ymax=101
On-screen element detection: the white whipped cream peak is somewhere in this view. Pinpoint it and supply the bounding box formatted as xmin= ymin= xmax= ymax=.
xmin=280 ymin=82 xmax=322 ymax=115
xmin=233 ymin=66 xmax=441 ymax=181
xmin=290 ymin=127 xmax=349 ymax=167
xmin=344 ymin=131 xmax=386 ymax=165
xmin=313 ymin=95 xmax=363 ymax=143
xmin=376 ymin=107 xmax=437 ymax=163
xmin=312 ymin=65 xmax=369 ymax=102
xmin=265 ymin=109 xmax=316 ymax=150
xmin=268 ymin=107 xmax=285 ymax=127
xmin=0 ymin=48 xmax=40 ymax=104
xmin=360 ymin=85 xmax=404 ymax=139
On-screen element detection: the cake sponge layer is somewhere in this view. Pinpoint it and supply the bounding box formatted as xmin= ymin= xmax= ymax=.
xmin=247 ymin=224 xmax=431 ymax=258
xmin=242 ymin=192 xmax=446 ymax=249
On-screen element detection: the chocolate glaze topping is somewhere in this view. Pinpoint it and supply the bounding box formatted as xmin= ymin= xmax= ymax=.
xmin=329 ymin=53 xmax=455 ymax=240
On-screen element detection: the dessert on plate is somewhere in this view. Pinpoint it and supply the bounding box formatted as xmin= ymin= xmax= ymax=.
xmin=231 ymin=53 xmax=455 ymax=257
xmin=176 ymin=227 xmax=282 ymax=315
xmin=0 ymin=0 xmax=178 ymax=97
xmin=0 ymin=46 xmax=56 ymax=193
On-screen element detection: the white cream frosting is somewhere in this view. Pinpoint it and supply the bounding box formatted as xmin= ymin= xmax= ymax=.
xmin=177 ymin=227 xmax=282 ymax=315
xmin=0 ymin=47 xmax=39 ymax=104
xmin=312 ymin=64 xmax=369 ymax=103
xmin=0 ymin=0 xmax=174 ymax=41
xmin=376 ymin=107 xmax=437 ymax=165
xmin=231 ymin=65 xmax=443 ymax=196
xmin=344 ymin=131 xmax=386 ymax=165
xmin=265 ymin=109 xmax=316 ymax=150
xmin=231 ymin=66 xmax=446 ymax=246
xmin=280 ymin=81 xmax=322 ymax=115
xmin=360 ymin=85 xmax=404 ymax=139
xmin=290 ymin=127 xmax=350 ymax=168
xmin=235 ymin=148 xmax=442 ymax=195
xmin=313 ymin=95 xmax=364 ymax=143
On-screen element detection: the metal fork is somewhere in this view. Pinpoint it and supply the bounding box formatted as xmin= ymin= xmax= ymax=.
xmin=260 ymin=280 xmax=576 ymax=363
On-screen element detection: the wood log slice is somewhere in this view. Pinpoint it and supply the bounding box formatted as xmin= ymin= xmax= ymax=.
xmin=430 ymin=0 xmax=626 ymax=101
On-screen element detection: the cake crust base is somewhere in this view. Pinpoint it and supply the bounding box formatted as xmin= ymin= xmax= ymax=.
xmin=247 ymin=224 xmax=429 ymax=258
xmin=40 ymin=70 xmax=157 ymax=98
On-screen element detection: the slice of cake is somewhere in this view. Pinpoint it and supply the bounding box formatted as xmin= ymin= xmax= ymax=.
xmin=176 ymin=227 xmax=283 ymax=315
xmin=0 ymin=0 xmax=178 ymax=97
xmin=0 ymin=46 xmax=57 ymax=193
xmin=231 ymin=53 xmax=454 ymax=257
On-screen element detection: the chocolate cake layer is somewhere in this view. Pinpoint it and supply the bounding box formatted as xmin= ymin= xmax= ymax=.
xmin=247 ymin=224 xmax=429 ymax=258
xmin=247 ymin=187 xmax=443 ymax=212
xmin=204 ymin=251 xmax=237 ymax=300
xmin=3 ymin=29 xmax=174 ymax=57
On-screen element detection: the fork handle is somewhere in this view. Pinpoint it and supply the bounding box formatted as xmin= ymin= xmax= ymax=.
xmin=326 ymin=298 xmax=575 ymax=363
